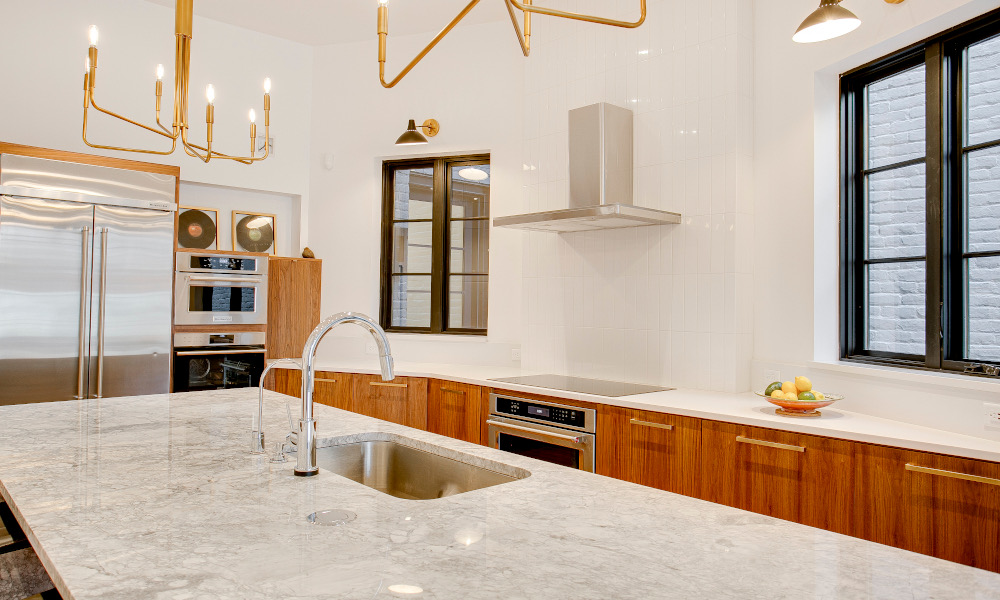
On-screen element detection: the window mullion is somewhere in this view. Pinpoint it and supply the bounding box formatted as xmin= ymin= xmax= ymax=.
xmin=925 ymin=42 xmax=945 ymax=370
xmin=430 ymin=159 xmax=447 ymax=333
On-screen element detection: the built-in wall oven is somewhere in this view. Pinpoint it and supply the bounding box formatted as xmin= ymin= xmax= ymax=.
xmin=174 ymin=252 xmax=268 ymax=326
xmin=173 ymin=332 xmax=266 ymax=392
xmin=487 ymin=393 xmax=596 ymax=472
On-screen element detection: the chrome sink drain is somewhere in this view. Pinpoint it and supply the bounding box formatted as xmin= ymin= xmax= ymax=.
xmin=306 ymin=509 xmax=357 ymax=526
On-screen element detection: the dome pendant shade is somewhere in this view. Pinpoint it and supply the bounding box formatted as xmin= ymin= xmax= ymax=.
xmin=395 ymin=120 xmax=428 ymax=145
xmin=793 ymin=1 xmax=861 ymax=43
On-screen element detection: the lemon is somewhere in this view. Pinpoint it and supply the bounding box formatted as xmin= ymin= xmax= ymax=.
xmin=781 ymin=381 xmax=797 ymax=395
xmin=813 ymin=390 xmax=825 ymax=401
xmin=764 ymin=381 xmax=782 ymax=396
xmin=797 ymin=391 xmax=816 ymax=402
xmin=770 ymin=389 xmax=786 ymax=400
xmin=795 ymin=376 xmax=812 ymax=392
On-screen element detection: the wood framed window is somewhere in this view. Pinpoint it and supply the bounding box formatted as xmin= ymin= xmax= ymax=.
xmin=380 ymin=155 xmax=489 ymax=334
xmin=841 ymin=9 xmax=1000 ymax=376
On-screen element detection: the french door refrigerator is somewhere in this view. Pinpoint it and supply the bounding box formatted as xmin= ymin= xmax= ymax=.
xmin=0 ymin=154 xmax=175 ymax=405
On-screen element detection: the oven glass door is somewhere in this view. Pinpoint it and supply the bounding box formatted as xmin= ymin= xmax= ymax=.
xmin=173 ymin=349 xmax=265 ymax=392
xmin=488 ymin=418 xmax=595 ymax=472
xmin=188 ymin=283 xmax=258 ymax=313
xmin=497 ymin=432 xmax=581 ymax=469
xmin=176 ymin=274 xmax=266 ymax=325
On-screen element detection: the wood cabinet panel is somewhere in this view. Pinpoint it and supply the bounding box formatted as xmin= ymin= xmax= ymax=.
xmin=700 ymin=421 xmax=853 ymax=535
xmin=853 ymin=444 xmax=1000 ymax=572
xmin=427 ymin=380 xmax=483 ymax=444
xmin=598 ymin=406 xmax=701 ymax=497
xmin=266 ymin=257 xmax=321 ymax=360
xmin=352 ymin=374 xmax=427 ymax=430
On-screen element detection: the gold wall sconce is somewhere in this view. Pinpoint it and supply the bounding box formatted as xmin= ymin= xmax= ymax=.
xmin=395 ymin=119 xmax=440 ymax=146
xmin=794 ymin=0 xmax=906 ymax=44
xmin=82 ymin=0 xmax=272 ymax=164
xmin=376 ymin=0 xmax=647 ymax=89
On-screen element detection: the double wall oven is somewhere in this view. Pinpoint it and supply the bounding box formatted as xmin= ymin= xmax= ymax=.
xmin=487 ymin=393 xmax=596 ymax=472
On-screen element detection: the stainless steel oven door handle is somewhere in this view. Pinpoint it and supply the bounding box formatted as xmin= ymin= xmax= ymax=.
xmin=186 ymin=276 xmax=263 ymax=284
xmin=486 ymin=419 xmax=583 ymax=444
xmin=95 ymin=227 xmax=109 ymax=398
xmin=175 ymin=349 xmax=266 ymax=356
xmin=76 ymin=226 xmax=91 ymax=399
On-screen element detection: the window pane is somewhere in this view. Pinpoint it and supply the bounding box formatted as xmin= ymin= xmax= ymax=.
xmin=867 ymin=65 xmax=926 ymax=169
xmin=967 ymin=145 xmax=1000 ymax=253
xmin=967 ymin=33 xmax=1000 ymax=147
xmin=391 ymin=222 xmax=432 ymax=274
xmin=449 ymin=220 xmax=489 ymax=274
xmin=391 ymin=275 xmax=431 ymax=328
xmin=451 ymin=165 xmax=490 ymax=218
xmin=866 ymin=163 xmax=926 ymax=260
xmin=448 ymin=275 xmax=488 ymax=330
xmin=867 ymin=261 xmax=926 ymax=355
xmin=968 ymin=256 xmax=1000 ymax=361
xmin=392 ymin=167 xmax=434 ymax=220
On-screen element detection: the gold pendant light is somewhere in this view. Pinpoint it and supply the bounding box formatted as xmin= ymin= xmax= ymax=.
xmin=793 ymin=0 xmax=906 ymax=44
xmin=82 ymin=0 xmax=272 ymax=164
xmin=377 ymin=0 xmax=647 ymax=89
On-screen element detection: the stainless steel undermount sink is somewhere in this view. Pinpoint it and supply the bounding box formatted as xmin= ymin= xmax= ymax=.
xmin=315 ymin=437 xmax=527 ymax=500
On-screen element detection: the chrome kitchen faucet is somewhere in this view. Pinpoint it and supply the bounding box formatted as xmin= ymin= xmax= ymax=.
xmin=294 ymin=312 xmax=394 ymax=476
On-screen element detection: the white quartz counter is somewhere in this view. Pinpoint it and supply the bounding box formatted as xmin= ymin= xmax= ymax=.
xmin=1 ymin=390 xmax=999 ymax=599
xmin=310 ymin=359 xmax=1000 ymax=463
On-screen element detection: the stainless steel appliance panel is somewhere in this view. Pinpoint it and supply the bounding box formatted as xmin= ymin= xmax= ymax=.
xmin=87 ymin=204 xmax=173 ymax=398
xmin=487 ymin=394 xmax=597 ymax=472
xmin=0 ymin=196 xmax=95 ymax=405
xmin=174 ymin=252 xmax=268 ymax=326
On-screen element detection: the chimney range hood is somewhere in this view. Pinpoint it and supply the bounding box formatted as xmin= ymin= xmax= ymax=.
xmin=494 ymin=102 xmax=681 ymax=233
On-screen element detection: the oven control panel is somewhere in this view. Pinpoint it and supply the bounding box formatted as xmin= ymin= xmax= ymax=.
xmin=493 ymin=395 xmax=592 ymax=431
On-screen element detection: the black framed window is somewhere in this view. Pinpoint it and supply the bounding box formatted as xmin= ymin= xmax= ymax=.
xmin=380 ymin=155 xmax=489 ymax=334
xmin=841 ymin=9 xmax=1000 ymax=375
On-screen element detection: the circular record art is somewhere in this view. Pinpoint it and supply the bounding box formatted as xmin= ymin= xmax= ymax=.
xmin=177 ymin=208 xmax=218 ymax=249
xmin=235 ymin=214 xmax=275 ymax=253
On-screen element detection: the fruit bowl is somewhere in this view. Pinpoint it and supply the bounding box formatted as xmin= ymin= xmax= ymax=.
xmin=754 ymin=391 xmax=843 ymax=418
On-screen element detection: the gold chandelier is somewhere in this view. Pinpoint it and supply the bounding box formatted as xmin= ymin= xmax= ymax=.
xmin=82 ymin=0 xmax=271 ymax=164
xmin=377 ymin=0 xmax=647 ymax=88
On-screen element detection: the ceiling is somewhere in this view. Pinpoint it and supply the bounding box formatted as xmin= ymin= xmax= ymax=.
xmin=143 ymin=0 xmax=510 ymax=46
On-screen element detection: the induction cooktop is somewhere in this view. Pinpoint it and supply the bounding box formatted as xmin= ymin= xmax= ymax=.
xmin=488 ymin=374 xmax=672 ymax=397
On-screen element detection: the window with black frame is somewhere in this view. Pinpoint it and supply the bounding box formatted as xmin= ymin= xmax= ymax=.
xmin=841 ymin=10 xmax=1000 ymax=375
xmin=380 ymin=155 xmax=490 ymax=334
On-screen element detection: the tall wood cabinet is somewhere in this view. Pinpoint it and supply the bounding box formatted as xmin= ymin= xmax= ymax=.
xmin=266 ymin=257 xmax=322 ymax=360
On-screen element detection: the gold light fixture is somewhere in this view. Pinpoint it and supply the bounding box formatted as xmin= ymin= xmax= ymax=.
xmin=793 ymin=0 xmax=906 ymax=44
xmin=395 ymin=119 xmax=440 ymax=146
xmin=376 ymin=0 xmax=647 ymax=89
xmin=82 ymin=0 xmax=271 ymax=164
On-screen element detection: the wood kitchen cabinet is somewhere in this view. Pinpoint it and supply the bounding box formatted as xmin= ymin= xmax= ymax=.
xmin=700 ymin=421 xmax=854 ymax=536
xmin=598 ymin=407 xmax=701 ymax=497
xmin=267 ymin=369 xmax=352 ymax=411
xmin=351 ymin=374 xmax=428 ymax=430
xmin=853 ymin=443 xmax=1000 ymax=572
xmin=427 ymin=379 xmax=483 ymax=444
xmin=266 ymin=257 xmax=322 ymax=360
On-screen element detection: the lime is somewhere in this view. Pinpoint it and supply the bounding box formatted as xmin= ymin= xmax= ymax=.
xmin=764 ymin=381 xmax=782 ymax=396
xmin=797 ymin=391 xmax=816 ymax=402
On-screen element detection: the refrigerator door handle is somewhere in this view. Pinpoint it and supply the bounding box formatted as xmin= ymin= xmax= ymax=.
xmin=96 ymin=227 xmax=109 ymax=398
xmin=76 ymin=226 xmax=92 ymax=399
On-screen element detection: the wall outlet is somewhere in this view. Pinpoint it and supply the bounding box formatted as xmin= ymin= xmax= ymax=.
xmin=985 ymin=402 xmax=1000 ymax=428
xmin=763 ymin=370 xmax=781 ymax=384
xmin=365 ymin=341 xmax=377 ymax=355
xmin=511 ymin=348 xmax=522 ymax=361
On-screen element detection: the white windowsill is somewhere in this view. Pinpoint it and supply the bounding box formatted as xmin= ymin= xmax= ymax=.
xmin=807 ymin=359 xmax=1000 ymax=394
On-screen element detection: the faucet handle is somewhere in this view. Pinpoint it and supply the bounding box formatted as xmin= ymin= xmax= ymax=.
xmin=269 ymin=440 xmax=287 ymax=463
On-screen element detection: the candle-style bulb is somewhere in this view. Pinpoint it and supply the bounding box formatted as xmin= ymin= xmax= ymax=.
xmin=156 ymin=64 xmax=164 ymax=81
xmin=85 ymin=57 xmax=91 ymax=73
xmin=206 ymin=84 xmax=215 ymax=104
xmin=89 ymin=25 xmax=99 ymax=47
xmin=263 ymin=77 xmax=272 ymax=94
xmin=378 ymin=0 xmax=388 ymax=5
xmin=249 ymin=109 xmax=256 ymax=123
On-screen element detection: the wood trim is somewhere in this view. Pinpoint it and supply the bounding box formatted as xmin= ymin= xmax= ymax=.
xmin=0 ymin=142 xmax=179 ymax=177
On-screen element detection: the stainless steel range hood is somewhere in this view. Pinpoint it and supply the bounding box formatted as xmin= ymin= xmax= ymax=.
xmin=494 ymin=102 xmax=681 ymax=233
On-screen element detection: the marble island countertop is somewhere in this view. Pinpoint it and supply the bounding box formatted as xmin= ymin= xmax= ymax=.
xmin=2 ymin=389 xmax=1000 ymax=600
xmin=311 ymin=358 xmax=1000 ymax=463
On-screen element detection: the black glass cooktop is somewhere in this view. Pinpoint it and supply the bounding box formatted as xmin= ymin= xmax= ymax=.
xmin=488 ymin=374 xmax=672 ymax=397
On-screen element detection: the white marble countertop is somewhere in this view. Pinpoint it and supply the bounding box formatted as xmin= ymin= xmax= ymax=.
xmin=311 ymin=358 xmax=1000 ymax=463
xmin=2 ymin=390 xmax=999 ymax=599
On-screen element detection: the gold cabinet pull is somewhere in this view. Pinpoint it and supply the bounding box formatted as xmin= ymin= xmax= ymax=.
xmin=630 ymin=418 xmax=673 ymax=431
xmin=314 ymin=377 xmax=337 ymax=383
xmin=905 ymin=464 xmax=1000 ymax=487
xmin=441 ymin=388 xmax=465 ymax=395
xmin=736 ymin=435 xmax=805 ymax=453
xmin=370 ymin=381 xmax=408 ymax=388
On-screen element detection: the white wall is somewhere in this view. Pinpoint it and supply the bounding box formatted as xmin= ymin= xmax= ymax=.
xmin=0 ymin=0 xmax=313 ymax=219
xmin=306 ymin=21 xmax=524 ymax=366
xmin=753 ymin=0 xmax=1000 ymax=440
xmin=518 ymin=0 xmax=756 ymax=392
xmin=178 ymin=182 xmax=300 ymax=257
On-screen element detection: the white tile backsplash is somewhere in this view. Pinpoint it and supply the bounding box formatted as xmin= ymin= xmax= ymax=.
xmin=520 ymin=0 xmax=755 ymax=392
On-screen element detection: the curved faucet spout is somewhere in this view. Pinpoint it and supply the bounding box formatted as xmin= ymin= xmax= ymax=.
xmin=294 ymin=312 xmax=394 ymax=477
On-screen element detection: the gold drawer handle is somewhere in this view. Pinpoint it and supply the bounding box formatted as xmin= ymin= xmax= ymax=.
xmin=905 ymin=464 xmax=1000 ymax=487
xmin=314 ymin=377 xmax=337 ymax=383
xmin=630 ymin=418 xmax=673 ymax=431
xmin=736 ymin=435 xmax=805 ymax=453
xmin=441 ymin=388 xmax=465 ymax=395
xmin=370 ymin=381 xmax=408 ymax=388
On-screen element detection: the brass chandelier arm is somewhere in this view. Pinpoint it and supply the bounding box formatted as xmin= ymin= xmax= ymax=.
xmin=180 ymin=125 xmax=269 ymax=165
xmin=378 ymin=0 xmax=482 ymax=89
xmin=507 ymin=0 xmax=647 ymax=28
xmin=504 ymin=0 xmax=530 ymax=56
xmin=87 ymin=85 xmax=178 ymax=141
xmin=82 ymin=79 xmax=178 ymax=156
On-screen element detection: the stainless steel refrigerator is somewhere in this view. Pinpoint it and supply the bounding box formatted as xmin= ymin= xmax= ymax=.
xmin=0 ymin=154 xmax=176 ymax=405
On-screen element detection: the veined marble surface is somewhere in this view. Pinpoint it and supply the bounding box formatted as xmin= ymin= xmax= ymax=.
xmin=1 ymin=390 xmax=999 ymax=600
